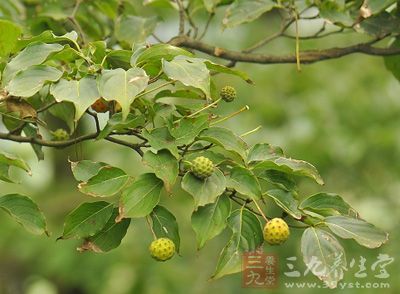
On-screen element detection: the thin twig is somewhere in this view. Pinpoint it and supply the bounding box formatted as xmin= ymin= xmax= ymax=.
xmin=198 ymin=13 xmax=214 ymax=40
xmin=294 ymin=10 xmax=301 ymax=72
xmin=229 ymin=194 xmax=262 ymax=217
xmin=86 ymin=109 xmax=100 ymax=132
xmin=175 ymin=0 xmax=185 ymax=35
xmin=37 ymin=101 xmax=58 ymax=113
xmin=68 ymin=0 xmax=86 ymax=44
xmin=105 ymin=137 xmax=144 ymax=156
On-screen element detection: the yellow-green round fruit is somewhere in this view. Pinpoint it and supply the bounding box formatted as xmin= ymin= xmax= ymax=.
xmin=52 ymin=129 xmax=69 ymax=141
xmin=220 ymin=86 xmax=236 ymax=102
xmin=263 ymin=218 xmax=290 ymax=245
xmin=149 ymin=238 xmax=175 ymax=261
xmin=191 ymin=156 xmax=214 ymax=179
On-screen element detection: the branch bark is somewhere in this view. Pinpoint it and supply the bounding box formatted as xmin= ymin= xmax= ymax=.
xmin=0 ymin=132 xmax=144 ymax=155
xmin=169 ymin=35 xmax=400 ymax=64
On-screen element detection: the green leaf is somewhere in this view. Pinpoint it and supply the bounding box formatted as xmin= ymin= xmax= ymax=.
xmin=50 ymin=77 xmax=101 ymax=121
xmin=0 ymin=19 xmax=21 ymax=58
xmin=191 ymin=195 xmax=231 ymax=249
xmin=119 ymin=173 xmax=163 ymax=219
xmin=141 ymin=127 xmax=179 ymax=158
xmin=143 ymin=0 xmax=177 ymax=9
xmin=150 ymin=205 xmax=180 ymax=252
xmin=168 ymin=114 xmax=209 ymax=145
xmin=358 ymin=12 xmax=400 ymax=36
xmin=92 ymin=0 xmax=119 ymax=18
xmin=198 ymin=127 xmax=248 ymax=160
xmin=384 ymin=38 xmax=400 ymax=81
xmin=16 ymin=31 xmax=79 ymax=51
xmin=78 ymin=208 xmax=131 ymax=253
xmin=204 ymin=61 xmax=253 ymax=84
xmin=203 ymin=0 xmax=221 ymax=12
xmin=299 ymin=193 xmax=357 ymax=218
xmin=0 ymin=164 xmax=12 ymax=183
xmin=211 ymin=208 xmax=263 ymax=280
xmin=366 ymin=0 xmax=396 ymax=15
xmin=223 ymin=0 xmax=277 ymax=28
xmin=0 ymin=152 xmax=30 ymax=173
xmin=70 ymin=160 xmax=107 ymax=182
xmin=143 ymin=150 xmax=178 ymax=193
xmin=181 ymin=168 xmax=226 ymax=207
xmin=2 ymin=42 xmax=63 ymax=86
xmin=48 ymin=101 xmax=76 ymax=133
xmin=162 ymin=56 xmax=211 ymax=98
xmin=0 ymin=194 xmax=48 ymax=235
xmin=6 ymin=65 xmax=62 ymax=97
xmin=265 ymin=189 xmax=302 ymax=219
xmin=60 ymin=201 xmax=114 ymax=240
xmin=257 ymin=170 xmax=297 ymax=191
xmin=78 ymin=166 xmax=130 ymax=197
xmin=0 ymin=0 xmax=25 ymax=21
xmin=154 ymin=89 xmax=206 ymax=111
xmin=317 ymin=1 xmax=354 ymax=27
xmin=247 ymin=143 xmax=284 ymax=163
xmin=301 ymin=227 xmax=346 ymax=289
xmin=115 ymin=15 xmax=158 ymax=45
xmin=227 ymin=166 xmax=261 ymax=200
xmin=23 ymin=124 xmax=44 ymax=161
xmin=98 ymin=68 xmax=149 ymax=120
xmin=104 ymin=50 xmax=133 ymax=69
xmin=97 ymin=113 xmax=145 ymax=140
xmin=325 ymin=216 xmax=388 ymax=249
xmin=0 ymin=152 xmax=31 ymax=183
xmin=252 ymin=157 xmax=324 ymax=185
xmin=134 ymin=43 xmax=193 ymax=68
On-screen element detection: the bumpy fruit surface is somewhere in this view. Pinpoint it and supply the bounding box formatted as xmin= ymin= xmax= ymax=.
xmin=220 ymin=86 xmax=236 ymax=102
xmin=91 ymin=98 xmax=109 ymax=113
xmin=52 ymin=129 xmax=69 ymax=141
xmin=191 ymin=156 xmax=214 ymax=179
xmin=263 ymin=218 xmax=290 ymax=245
xmin=149 ymin=238 xmax=175 ymax=261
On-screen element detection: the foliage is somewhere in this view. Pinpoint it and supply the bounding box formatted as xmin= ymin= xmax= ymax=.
xmin=0 ymin=0 xmax=398 ymax=289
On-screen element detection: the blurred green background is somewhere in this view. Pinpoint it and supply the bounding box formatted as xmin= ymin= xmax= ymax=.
xmin=1 ymin=6 xmax=399 ymax=294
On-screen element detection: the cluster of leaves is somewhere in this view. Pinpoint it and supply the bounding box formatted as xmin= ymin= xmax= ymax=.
xmin=0 ymin=0 xmax=395 ymax=289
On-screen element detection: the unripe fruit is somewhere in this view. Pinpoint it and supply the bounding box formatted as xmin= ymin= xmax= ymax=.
xmin=149 ymin=238 xmax=175 ymax=261
xmin=52 ymin=129 xmax=69 ymax=141
xmin=220 ymin=86 xmax=236 ymax=102
xmin=191 ymin=156 xmax=214 ymax=179
xmin=263 ymin=218 xmax=290 ymax=245
xmin=91 ymin=98 xmax=109 ymax=113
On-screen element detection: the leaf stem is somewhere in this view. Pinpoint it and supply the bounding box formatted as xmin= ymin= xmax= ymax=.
xmin=146 ymin=216 xmax=157 ymax=240
xmin=253 ymin=200 xmax=269 ymax=222
xmin=210 ymin=105 xmax=249 ymax=125
xmin=136 ymin=80 xmax=175 ymax=99
xmin=187 ymin=98 xmax=221 ymax=118
xmin=240 ymin=125 xmax=262 ymax=137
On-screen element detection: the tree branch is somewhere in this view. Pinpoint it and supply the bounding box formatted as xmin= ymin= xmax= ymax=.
xmin=0 ymin=131 xmax=144 ymax=156
xmin=169 ymin=35 xmax=400 ymax=65
xmin=0 ymin=132 xmax=98 ymax=147
xmin=175 ymin=0 xmax=185 ymax=35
